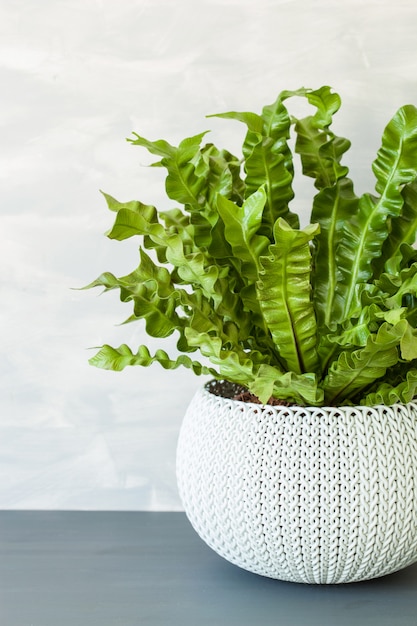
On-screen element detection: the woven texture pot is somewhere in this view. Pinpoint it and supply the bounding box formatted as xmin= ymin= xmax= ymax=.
xmin=176 ymin=382 xmax=417 ymax=584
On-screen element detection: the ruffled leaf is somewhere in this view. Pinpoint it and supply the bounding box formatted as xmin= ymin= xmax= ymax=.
xmin=194 ymin=143 xmax=245 ymax=206
xmin=184 ymin=327 xmax=273 ymax=388
xmin=379 ymin=180 xmax=417 ymax=274
xmin=375 ymin=262 xmax=417 ymax=330
xmin=128 ymin=131 xmax=208 ymax=206
xmin=102 ymin=198 xmax=223 ymax=306
xmin=322 ymin=322 xmax=413 ymax=405
xmin=360 ymin=369 xmax=417 ymax=406
xmin=291 ymin=87 xmax=359 ymax=328
xmin=210 ymin=89 xmax=307 ymax=231
xmin=129 ymin=131 xmax=216 ymax=248
xmin=87 ymin=90 xmax=417 ymax=407
xmin=294 ymin=85 xmax=350 ymax=189
xmin=85 ymin=255 xmax=181 ymax=338
xmin=183 ymin=328 xmax=321 ymax=405
xmin=89 ymin=343 xmax=216 ymax=377
xmin=338 ymin=105 xmax=417 ymax=320
xmin=216 ymin=187 xmax=269 ymax=282
xmin=257 ymin=219 xmax=320 ymax=374
xmin=311 ymin=179 xmax=359 ymax=327
xmin=250 ymin=365 xmax=323 ymax=406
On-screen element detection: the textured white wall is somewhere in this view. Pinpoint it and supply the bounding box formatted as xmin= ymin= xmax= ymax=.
xmin=2 ymin=0 xmax=417 ymax=509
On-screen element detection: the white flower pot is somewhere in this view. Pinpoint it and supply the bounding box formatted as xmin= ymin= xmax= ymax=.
xmin=176 ymin=382 xmax=417 ymax=584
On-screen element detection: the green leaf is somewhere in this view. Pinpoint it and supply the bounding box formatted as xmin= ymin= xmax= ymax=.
xmin=84 ymin=253 xmax=182 ymax=338
xmin=128 ymin=286 xmax=181 ymax=337
xmin=192 ymin=144 xmax=245 ymax=247
xmin=88 ymin=90 xmax=417 ymax=407
xmin=377 ymin=262 xmax=417 ymax=312
xmin=360 ymin=369 xmax=417 ymax=406
xmin=311 ymin=179 xmax=359 ymax=327
xmin=216 ymin=187 xmax=269 ymax=282
xmin=210 ymin=89 xmax=305 ymax=231
xmin=129 ymin=131 xmax=208 ymax=206
xmin=397 ymin=319 xmax=417 ymax=360
xmin=250 ymin=365 xmax=323 ymax=406
xmin=294 ymin=86 xmax=350 ymax=189
xmin=194 ymin=143 xmax=245 ymax=205
xmin=208 ymin=110 xmax=264 ymax=134
xmin=257 ymin=219 xmax=320 ymax=374
xmin=181 ymin=328 xmax=320 ymax=405
xmin=322 ymin=322 xmax=406 ymax=405
xmin=129 ymin=131 xmax=218 ymax=248
xmin=103 ymin=201 xmax=223 ymax=306
xmin=379 ymin=180 xmax=417 ymax=274
xmin=290 ymin=87 xmax=358 ymax=329
xmin=184 ymin=327 xmax=273 ymax=387
xmin=326 ymin=320 xmax=373 ymax=350
xmin=100 ymin=191 xmax=149 ymax=214
xmin=292 ymin=88 xmax=358 ymax=329
xmin=129 ymin=131 xmax=240 ymax=250
xmin=100 ymin=194 xmax=158 ymax=242
xmin=89 ymin=343 xmax=216 ymax=377
xmin=338 ymin=105 xmax=417 ymax=319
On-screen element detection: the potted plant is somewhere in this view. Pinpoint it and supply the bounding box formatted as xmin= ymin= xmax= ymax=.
xmin=85 ymin=86 xmax=417 ymax=584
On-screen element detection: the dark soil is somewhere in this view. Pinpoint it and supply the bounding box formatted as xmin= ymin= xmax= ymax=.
xmin=205 ymin=380 xmax=293 ymax=407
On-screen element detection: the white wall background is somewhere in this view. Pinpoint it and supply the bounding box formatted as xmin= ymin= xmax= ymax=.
xmin=2 ymin=0 xmax=417 ymax=510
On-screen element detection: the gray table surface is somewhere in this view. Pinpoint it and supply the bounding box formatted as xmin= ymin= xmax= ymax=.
xmin=1 ymin=511 xmax=417 ymax=626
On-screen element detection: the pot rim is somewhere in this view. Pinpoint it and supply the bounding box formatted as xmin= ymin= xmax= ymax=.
xmin=202 ymin=379 xmax=417 ymax=413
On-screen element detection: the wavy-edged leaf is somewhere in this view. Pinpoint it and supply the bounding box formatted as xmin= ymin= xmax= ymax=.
xmin=379 ymin=180 xmax=417 ymax=274
xmin=396 ymin=319 xmax=417 ymax=360
xmin=100 ymin=191 xmax=151 ymax=214
xmin=320 ymin=301 xmax=411 ymax=375
xmin=360 ymin=368 xmax=417 ymax=406
xmin=257 ymin=218 xmax=320 ymax=374
xmin=177 ymin=289 xmax=240 ymax=348
xmin=129 ymin=131 xmax=218 ymax=248
xmin=326 ymin=321 xmax=373 ymax=350
xmin=83 ymin=271 xmax=124 ymax=294
xmin=158 ymin=208 xmax=194 ymax=251
xmin=249 ymin=365 xmax=323 ymax=406
xmin=339 ymin=105 xmax=417 ymax=320
xmin=101 ymin=193 xmax=170 ymax=264
xmin=84 ymin=251 xmax=173 ymax=302
xmin=323 ymin=322 xmax=408 ymax=405
xmin=292 ymin=88 xmax=359 ymax=328
xmin=88 ymin=90 xmax=417 ymax=407
xmin=194 ymin=143 xmax=245 ymax=205
xmin=89 ymin=343 xmax=216 ymax=377
xmin=216 ymin=187 xmax=269 ymax=283
xmin=375 ymin=262 xmax=417 ymax=331
xmin=84 ymin=255 xmax=182 ymax=338
xmin=311 ymin=179 xmax=359 ymax=327
xmin=207 ymin=110 xmax=264 ymax=134
xmin=291 ymin=87 xmax=359 ymax=328
xmin=210 ymin=89 xmax=306 ymax=231
xmin=184 ymin=327 xmax=273 ymax=389
xmin=124 ymin=286 xmax=181 ymax=337
xmin=104 ymin=202 xmax=224 ymax=306
xmin=127 ymin=248 xmax=174 ymax=298
xmin=101 ymin=193 xmax=159 ymax=242
xmin=294 ymin=86 xmax=350 ymax=189
xmin=128 ymin=131 xmax=208 ymax=205
xmin=129 ymin=132 xmax=246 ymax=251
xmin=189 ymin=143 xmax=245 ymax=248
xmin=184 ymin=328 xmax=320 ymax=405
